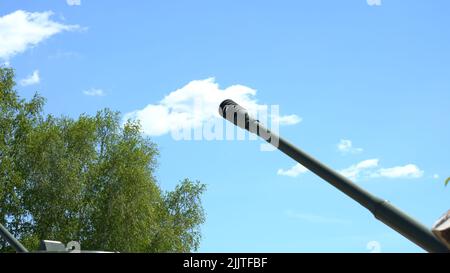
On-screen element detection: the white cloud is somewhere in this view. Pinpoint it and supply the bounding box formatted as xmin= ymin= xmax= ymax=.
xmin=340 ymin=159 xmax=379 ymax=180
xmin=373 ymin=164 xmax=424 ymax=179
xmin=277 ymin=163 xmax=308 ymax=178
xmin=339 ymin=159 xmax=424 ymax=181
xmin=124 ymin=78 xmax=301 ymax=137
xmin=66 ymin=0 xmax=81 ymax=6
xmin=20 ymin=70 xmax=40 ymax=86
xmin=83 ymin=88 xmax=105 ymax=96
xmin=367 ymin=0 xmax=382 ymax=6
xmin=337 ymin=139 xmax=363 ymax=154
xmin=274 ymin=115 xmax=302 ymax=126
xmin=433 ymin=174 xmax=440 ymax=179
xmin=285 ymin=210 xmax=349 ymax=224
xmin=0 ymin=10 xmax=79 ymax=60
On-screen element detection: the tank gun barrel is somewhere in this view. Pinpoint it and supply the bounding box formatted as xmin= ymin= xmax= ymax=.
xmin=219 ymin=99 xmax=449 ymax=253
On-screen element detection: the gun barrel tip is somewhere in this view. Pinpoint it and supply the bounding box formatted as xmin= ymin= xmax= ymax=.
xmin=219 ymin=99 xmax=237 ymax=117
xmin=219 ymin=99 xmax=237 ymax=111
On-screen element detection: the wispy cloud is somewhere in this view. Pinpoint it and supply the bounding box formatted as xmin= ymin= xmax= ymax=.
xmin=20 ymin=70 xmax=40 ymax=86
xmin=277 ymin=163 xmax=308 ymax=177
xmin=337 ymin=139 xmax=363 ymax=155
xmin=83 ymin=88 xmax=105 ymax=97
xmin=339 ymin=159 xmax=424 ymax=181
xmin=433 ymin=174 xmax=440 ymax=179
xmin=66 ymin=0 xmax=81 ymax=6
xmin=277 ymin=157 xmax=424 ymax=181
xmin=339 ymin=159 xmax=379 ymax=180
xmin=274 ymin=115 xmax=302 ymax=126
xmin=367 ymin=0 xmax=382 ymax=6
xmin=372 ymin=165 xmax=424 ymax=179
xmin=0 ymin=10 xmax=80 ymax=60
xmin=124 ymin=78 xmax=301 ymax=137
xmin=284 ymin=210 xmax=350 ymax=224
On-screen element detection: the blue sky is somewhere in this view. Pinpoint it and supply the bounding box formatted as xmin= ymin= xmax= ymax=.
xmin=1 ymin=0 xmax=449 ymax=252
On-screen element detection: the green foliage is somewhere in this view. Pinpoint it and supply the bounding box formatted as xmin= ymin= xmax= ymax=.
xmin=0 ymin=67 xmax=206 ymax=252
xmin=446 ymin=177 xmax=450 ymax=187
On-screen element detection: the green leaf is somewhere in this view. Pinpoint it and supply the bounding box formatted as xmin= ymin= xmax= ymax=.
xmin=1 ymin=67 xmax=206 ymax=253
xmin=445 ymin=177 xmax=450 ymax=186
